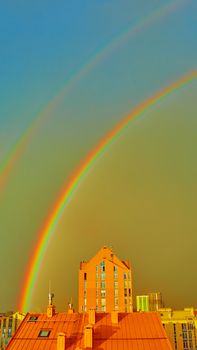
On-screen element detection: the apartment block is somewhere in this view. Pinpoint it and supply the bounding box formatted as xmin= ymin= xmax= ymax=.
xmin=78 ymin=246 xmax=132 ymax=313
xmin=159 ymin=308 xmax=197 ymax=350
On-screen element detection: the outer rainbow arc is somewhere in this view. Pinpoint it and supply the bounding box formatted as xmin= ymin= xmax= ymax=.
xmin=0 ymin=0 xmax=187 ymax=193
xmin=18 ymin=69 xmax=197 ymax=312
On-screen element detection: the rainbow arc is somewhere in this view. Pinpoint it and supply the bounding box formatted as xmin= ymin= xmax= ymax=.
xmin=19 ymin=69 xmax=197 ymax=312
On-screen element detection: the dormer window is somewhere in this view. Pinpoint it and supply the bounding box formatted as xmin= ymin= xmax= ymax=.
xmin=29 ymin=316 xmax=38 ymax=322
xmin=38 ymin=330 xmax=51 ymax=337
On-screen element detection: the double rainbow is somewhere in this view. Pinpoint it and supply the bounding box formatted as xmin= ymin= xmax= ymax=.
xmin=0 ymin=0 xmax=186 ymax=192
xmin=19 ymin=69 xmax=197 ymax=311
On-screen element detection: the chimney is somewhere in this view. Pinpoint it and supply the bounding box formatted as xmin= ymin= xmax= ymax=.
xmin=84 ymin=324 xmax=93 ymax=348
xmin=111 ymin=311 xmax=118 ymax=324
xmin=88 ymin=309 xmax=95 ymax=325
xmin=47 ymin=292 xmax=55 ymax=318
xmin=57 ymin=332 xmax=65 ymax=350
xmin=68 ymin=299 xmax=74 ymax=314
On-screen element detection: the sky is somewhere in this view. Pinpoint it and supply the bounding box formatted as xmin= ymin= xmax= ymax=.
xmin=0 ymin=0 xmax=196 ymax=312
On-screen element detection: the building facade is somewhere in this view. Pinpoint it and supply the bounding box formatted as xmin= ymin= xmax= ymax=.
xmin=0 ymin=312 xmax=25 ymax=349
xmin=78 ymin=246 xmax=133 ymax=313
xmin=159 ymin=308 xmax=197 ymax=350
xmin=148 ymin=292 xmax=164 ymax=311
xmin=136 ymin=295 xmax=149 ymax=312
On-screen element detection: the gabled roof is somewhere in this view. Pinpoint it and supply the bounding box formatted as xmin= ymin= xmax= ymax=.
xmin=7 ymin=311 xmax=172 ymax=350
xmin=82 ymin=246 xmax=131 ymax=271
xmin=7 ymin=312 xmax=85 ymax=350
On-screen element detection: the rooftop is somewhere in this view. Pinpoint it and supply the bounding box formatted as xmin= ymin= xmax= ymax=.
xmin=7 ymin=311 xmax=172 ymax=350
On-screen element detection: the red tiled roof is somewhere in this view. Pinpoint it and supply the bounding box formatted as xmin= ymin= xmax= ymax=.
xmin=7 ymin=311 xmax=172 ymax=350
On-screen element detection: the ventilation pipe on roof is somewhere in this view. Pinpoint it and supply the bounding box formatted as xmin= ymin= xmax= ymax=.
xmin=84 ymin=324 xmax=93 ymax=348
xmin=57 ymin=332 xmax=66 ymax=350
xmin=111 ymin=311 xmax=118 ymax=324
xmin=88 ymin=309 xmax=95 ymax=325
xmin=47 ymin=292 xmax=55 ymax=318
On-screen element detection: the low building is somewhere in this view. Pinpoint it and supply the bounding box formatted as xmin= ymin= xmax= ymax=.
xmin=0 ymin=312 xmax=25 ymax=349
xmin=159 ymin=307 xmax=197 ymax=350
xmin=7 ymin=296 xmax=172 ymax=349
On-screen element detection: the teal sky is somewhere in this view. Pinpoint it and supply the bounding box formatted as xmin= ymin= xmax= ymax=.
xmin=0 ymin=0 xmax=196 ymax=311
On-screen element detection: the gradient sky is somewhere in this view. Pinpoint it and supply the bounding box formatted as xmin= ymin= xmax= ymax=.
xmin=0 ymin=0 xmax=196 ymax=312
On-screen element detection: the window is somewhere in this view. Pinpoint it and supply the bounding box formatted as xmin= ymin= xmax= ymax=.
xmin=101 ymin=290 xmax=106 ymax=298
xmin=101 ymin=281 xmax=105 ymax=289
xmin=114 ymin=273 xmax=118 ymax=280
xmin=182 ymin=324 xmax=187 ymax=331
xmin=114 ymin=289 xmax=118 ymax=297
xmin=101 ymin=305 xmax=106 ymax=312
xmin=128 ymin=288 xmax=131 ymax=297
xmin=124 ymin=273 xmax=127 ymax=279
xmin=114 ymin=281 xmax=118 ymax=289
xmin=124 ymin=298 xmax=127 ymax=304
xmin=114 ymin=266 xmax=118 ymax=280
xmin=100 ymin=261 xmax=105 ymax=272
xmin=96 ymin=265 xmax=98 ymax=272
xmin=124 ymin=288 xmax=127 ymax=297
xmin=114 ymin=297 xmax=118 ymax=305
xmin=84 ymin=273 xmax=87 ymax=280
xmin=101 ymin=298 xmax=106 ymax=306
xmin=38 ymin=330 xmax=51 ymax=337
xmin=101 ymin=272 xmax=105 ymax=280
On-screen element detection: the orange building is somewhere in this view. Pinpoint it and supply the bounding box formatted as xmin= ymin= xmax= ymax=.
xmin=78 ymin=246 xmax=132 ymax=313
xmin=6 ymin=299 xmax=172 ymax=350
xmin=0 ymin=312 xmax=25 ymax=349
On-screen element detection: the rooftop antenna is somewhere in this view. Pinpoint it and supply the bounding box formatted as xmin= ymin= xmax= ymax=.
xmin=48 ymin=280 xmax=54 ymax=306
xmin=49 ymin=280 xmax=51 ymax=294
xmin=68 ymin=297 xmax=73 ymax=309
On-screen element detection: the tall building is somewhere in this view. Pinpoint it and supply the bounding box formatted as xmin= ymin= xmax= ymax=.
xmin=148 ymin=292 xmax=164 ymax=311
xmin=78 ymin=246 xmax=133 ymax=313
xmin=0 ymin=312 xmax=25 ymax=349
xmin=159 ymin=308 xmax=197 ymax=350
xmin=136 ymin=295 xmax=149 ymax=312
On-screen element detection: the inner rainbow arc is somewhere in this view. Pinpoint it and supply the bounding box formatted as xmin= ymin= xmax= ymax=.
xmin=18 ymin=69 xmax=197 ymax=312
